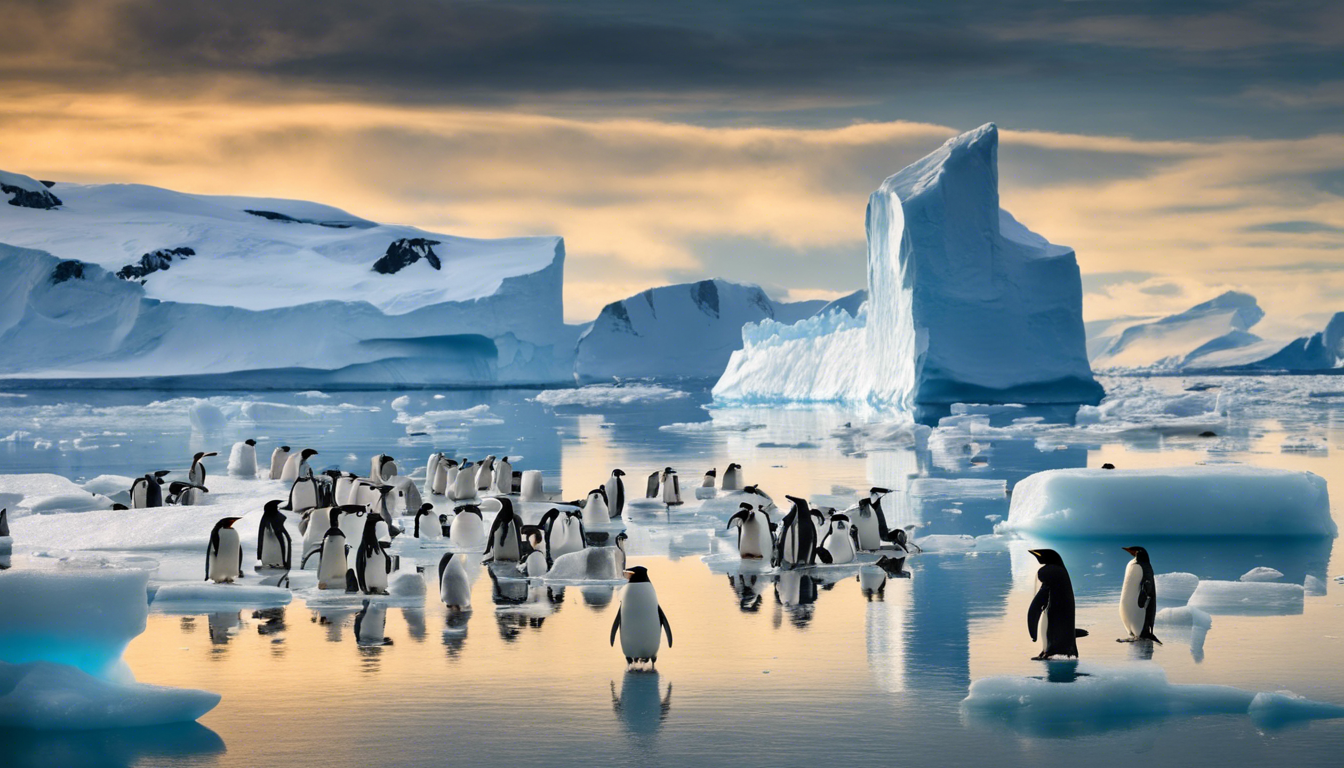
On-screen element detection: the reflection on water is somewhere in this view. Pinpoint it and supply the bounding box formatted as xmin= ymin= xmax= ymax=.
xmin=0 ymin=723 xmax=226 ymax=768
xmin=611 ymin=670 xmax=672 ymax=737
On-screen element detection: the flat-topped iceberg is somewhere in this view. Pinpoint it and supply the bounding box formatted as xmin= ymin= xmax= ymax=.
xmin=1001 ymin=466 xmax=1334 ymax=538
xmin=714 ymin=124 xmax=1101 ymax=408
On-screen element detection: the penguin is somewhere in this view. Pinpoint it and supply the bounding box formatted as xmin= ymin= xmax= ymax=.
xmin=539 ymin=508 xmax=587 ymax=564
xmin=645 ymin=471 xmax=661 ymax=499
xmin=727 ymin=503 xmax=773 ymax=560
xmin=1118 ymin=546 xmax=1162 ymax=644
xmin=325 ymin=471 xmax=355 ymax=506
xmin=312 ymin=516 xmax=349 ymax=589
xmin=721 ymin=463 xmax=744 ymax=492
xmin=438 ymin=552 xmax=472 ymax=610
xmin=130 ymin=471 xmax=169 ymax=508
xmin=257 ymin=500 xmax=292 ymax=570
xmin=205 ymin=517 xmax=243 ymax=583
xmin=426 ymin=453 xmax=447 ymax=495
xmin=188 ymin=451 xmax=217 ymax=487
xmin=281 ymin=448 xmax=318 ymax=483
xmin=286 ymin=474 xmax=321 ymax=513
xmin=520 ymin=469 xmax=545 ymax=502
xmin=230 ymin=439 xmax=258 ymax=478
xmin=450 ymin=504 xmax=486 ymax=549
xmin=451 ymin=461 xmax=477 ymax=500
xmin=413 ymin=503 xmax=442 ymax=540
xmin=370 ymin=454 xmax=398 ymax=485
xmin=613 ymin=531 xmax=628 ymax=574
xmin=0 ymin=508 xmax=8 ymax=538
xmin=610 ymin=566 xmax=673 ymax=665
xmin=268 ymin=446 xmax=291 ymax=480
xmin=392 ymin=476 xmax=423 ymax=517
xmin=475 ymin=456 xmax=496 ymax=491
xmin=605 ymin=469 xmax=627 ymax=518
xmin=300 ymin=506 xmax=342 ymax=565
xmin=353 ymin=600 xmax=392 ymax=646
xmin=701 ymin=468 xmax=717 ymax=488
xmin=583 ymin=487 xmax=612 ymax=522
xmin=1027 ymin=548 xmax=1089 ymax=660
xmin=520 ymin=548 xmax=549 ymax=578
xmin=889 ymin=526 xmax=921 ymax=555
xmin=483 ymin=497 xmax=525 ymax=562
xmin=661 ymin=468 xmax=682 ymax=506
xmin=493 ymin=456 xmax=513 ymax=495
xmin=773 ymin=496 xmax=819 ymax=569
xmin=816 ymin=514 xmax=857 ymax=564
xmin=740 ymin=484 xmax=775 ymax=512
xmin=431 ymin=457 xmax=457 ymax=496
xmin=850 ymin=488 xmax=894 ymax=551
xmin=354 ymin=514 xmax=392 ymax=594
xmin=167 ymin=481 xmax=207 ymax=506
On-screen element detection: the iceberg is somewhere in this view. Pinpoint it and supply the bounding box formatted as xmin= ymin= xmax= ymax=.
xmin=1090 ymin=291 xmax=1280 ymax=371
xmin=1244 ymin=312 xmax=1344 ymax=371
xmin=0 ymin=567 xmax=149 ymax=678
xmin=0 ymin=176 xmax=576 ymax=386
xmin=1001 ymin=466 xmax=1335 ymax=538
xmin=575 ymin=279 xmax=826 ymax=381
xmin=713 ymin=124 xmax=1102 ymax=408
xmin=0 ymin=661 xmax=220 ymax=730
xmin=1188 ymin=580 xmax=1305 ymax=616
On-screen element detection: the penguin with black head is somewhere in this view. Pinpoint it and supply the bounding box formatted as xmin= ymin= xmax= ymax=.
xmin=1027 ymin=549 xmax=1088 ymax=659
xmin=610 ymin=565 xmax=673 ymax=666
xmin=605 ymin=469 xmax=627 ymax=517
xmin=188 ymin=451 xmax=218 ymax=486
xmin=206 ymin=517 xmax=244 ymax=583
xmin=1118 ymin=546 xmax=1162 ymax=645
xmin=257 ymin=500 xmax=292 ymax=571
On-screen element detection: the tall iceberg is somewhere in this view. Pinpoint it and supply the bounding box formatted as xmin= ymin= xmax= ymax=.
xmin=713 ymin=123 xmax=1102 ymax=408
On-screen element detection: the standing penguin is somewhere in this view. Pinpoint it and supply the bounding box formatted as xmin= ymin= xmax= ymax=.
xmin=229 ymin=439 xmax=258 ymax=478
xmin=426 ymin=453 xmax=447 ymax=495
xmin=583 ymin=487 xmax=611 ymax=523
xmin=451 ymin=461 xmax=477 ymax=500
xmin=205 ymin=517 xmax=243 ymax=583
xmin=701 ymin=468 xmax=717 ymax=488
xmin=188 ymin=451 xmax=218 ymax=487
xmin=1118 ymin=546 xmax=1162 ymax=644
xmin=773 ymin=496 xmax=819 ymax=569
xmin=438 ymin=552 xmax=472 ymax=610
xmin=475 ymin=456 xmax=496 ymax=491
xmin=721 ymin=463 xmax=744 ymax=492
xmin=816 ymin=514 xmax=858 ymax=564
xmin=661 ymin=468 xmax=682 ymax=507
xmin=540 ymin=508 xmax=587 ymax=563
xmin=286 ymin=474 xmax=321 ymax=513
xmin=449 ymin=504 xmax=486 ymax=549
xmin=492 ymin=456 xmax=513 ymax=495
xmin=130 ymin=471 xmax=170 ymax=508
xmin=281 ymin=448 xmax=318 ymax=483
xmin=610 ymin=566 xmax=673 ymax=666
xmin=606 ymin=469 xmax=627 ymax=518
xmin=269 ymin=446 xmax=291 ymax=480
xmin=370 ymin=454 xmax=398 ymax=485
xmin=413 ymin=503 xmax=443 ymax=540
xmin=257 ymin=500 xmax=292 ymax=570
xmin=1027 ymin=549 xmax=1089 ymax=660
xmin=354 ymin=514 xmax=392 ymax=595
xmin=727 ymin=503 xmax=773 ymax=560
xmin=483 ymin=497 xmax=525 ymax=562
xmin=740 ymin=485 xmax=776 ymax=512
xmin=312 ymin=514 xmax=349 ymax=590
xmin=168 ymin=481 xmax=208 ymax=506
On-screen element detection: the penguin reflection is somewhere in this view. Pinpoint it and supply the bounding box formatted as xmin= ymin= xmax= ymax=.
xmin=443 ymin=610 xmax=470 ymax=659
xmin=402 ymin=607 xmax=427 ymax=641
xmin=354 ymin=600 xmax=393 ymax=647
xmin=207 ymin=611 xmax=241 ymax=646
xmin=253 ymin=607 xmax=286 ymax=636
xmin=611 ymin=670 xmax=673 ymax=737
xmin=728 ymin=573 xmax=773 ymax=612
xmin=774 ymin=571 xmax=818 ymax=628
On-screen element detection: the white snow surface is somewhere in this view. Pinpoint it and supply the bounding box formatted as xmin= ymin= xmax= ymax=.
xmin=532 ymin=384 xmax=688 ymax=407
xmin=0 ymin=176 xmax=573 ymax=384
xmin=0 ymin=660 xmax=220 ymax=730
xmin=1001 ymin=466 xmax=1335 ymax=538
xmin=0 ymin=474 xmax=114 ymax=518
xmin=714 ymin=124 xmax=1101 ymax=408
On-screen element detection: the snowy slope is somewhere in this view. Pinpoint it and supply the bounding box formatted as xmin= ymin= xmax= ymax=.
xmin=574 ymin=279 xmax=827 ymax=380
xmin=714 ymin=124 xmax=1102 ymax=408
xmin=1091 ymin=291 xmax=1275 ymax=370
xmin=1244 ymin=312 xmax=1344 ymax=371
xmin=0 ymin=174 xmax=574 ymax=384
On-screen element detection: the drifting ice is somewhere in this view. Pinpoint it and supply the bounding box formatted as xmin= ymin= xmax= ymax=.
xmin=714 ymin=124 xmax=1102 ymax=408
xmin=1001 ymin=466 xmax=1335 ymax=538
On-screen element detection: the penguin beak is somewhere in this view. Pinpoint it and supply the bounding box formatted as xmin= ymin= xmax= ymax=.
xmin=623 ymin=570 xmax=636 ymax=580
xmin=1122 ymin=546 xmax=1138 ymax=556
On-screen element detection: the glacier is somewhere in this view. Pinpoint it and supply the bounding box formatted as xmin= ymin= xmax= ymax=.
xmin=1090 ymin=291 xmax=1280 ymax=371
xmin=0 ymin=174 xmax=575 ymax=386
xmin=713 ymin=124 xmax=1102 ymax=409
xmin=574 ymin=279 xmax=827 ymax=381
xmin=1242 ymin=312 xmax=1344 ymax=371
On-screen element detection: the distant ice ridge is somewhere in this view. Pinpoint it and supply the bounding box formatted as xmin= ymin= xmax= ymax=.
xmin=1090 ymin=291 xmax=1280 ymax=371
xmin=714 ymin=124 xmax=1101 ymax=409
xmin=0 ymin=176 xmax=576 ymax=386
xmin=1245 ymin=312 xmax=1344 ymax=371
xmin=574 ymin=279 xmax=833 ymax=381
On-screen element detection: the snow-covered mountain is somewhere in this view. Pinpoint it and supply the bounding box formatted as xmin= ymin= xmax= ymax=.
xmin=574 ymin=279 xmax=830 ymax=381
xmin=0 ymin=170 xmax=575 ymax=385
xmin=1089 ymin=291 xmax=1278 ymax=370
xmin=713 ymin=124 xmax=1102 ymax=408
xmin=1244 ymin=313 xmax=1344 ymax=371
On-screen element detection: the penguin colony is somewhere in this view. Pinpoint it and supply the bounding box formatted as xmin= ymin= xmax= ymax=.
xmin=95 ymin=448 xmax=1165 ymax=664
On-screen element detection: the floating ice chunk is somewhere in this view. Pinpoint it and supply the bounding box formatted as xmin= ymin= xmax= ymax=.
xmin=81 ymin=474 xmax=134 ymax=497
xmin=962 ymin=661 xmax=1344 ymax=736
xmin=1002 ymin=466 xmax=1335 ymax=538
xmin=239 ymin=402 xmax=311 ymax=421
xmin=0 ymin=567 xmax=149 ymax=679
xmin=909 ymin=478 xmax=1006 ymax=500
xmin=659 ymin=421 xmax=764 ymax=433
xmin=296 ymin=390 xmax=330 ymax=399
xmin=151 ymin=583 xmax=291 ymax=611
xmin=1155 ymin=572 xmax=1199 ymax=606
xmin=533 ymin=384 xmax=688 ymax=407
xmin=1188 ymin=580 xmax=1304 ymax=616
xmin=914 ymin=534 xmax=1008 ymax=553
xmin=389 ymin=572 xmax=426 ymax=596
xmin=544 ymin=548 xmax=627 ymax=583
xmin=1239 ymin=566 xmax=1284 ymax=582
xmin=1155 ymin=606 xmax=1213 ymax=629
xmin=0 ymin=661 xmax=220 ymax=730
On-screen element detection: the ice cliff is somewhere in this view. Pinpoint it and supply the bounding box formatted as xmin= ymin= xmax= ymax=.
xmin=0 ymin=177 xmax=575 ymax=386
xmin=1243 ymin=312 xmax=1344 ymax=371
xmin=713 ymin=124 xmax=1102 ymax=408
xmin=574 ymin=279 xmax=827 ymax=381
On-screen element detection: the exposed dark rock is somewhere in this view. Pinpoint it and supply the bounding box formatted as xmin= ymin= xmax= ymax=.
xmin=3 ymin=183 xmax=62 ymax=209
xmin=749 ymin=287 xmax=775 ymax=317
xmin=692 ymin=280 xmax=720 ymax=318
xmin=244 ymin=209 xmax=354 ymax=229
xmin=39 ymin=180 xmax=56 ymax=188
xmin=372 ymin=238 xmax=442 ymax=274
xmin=50 ymin=260 xmax=86 ymax=284
xmin=116 ymin=247 xmax=196 ymax=281
xmin=599 ymin=300 xmax=635 ymax=334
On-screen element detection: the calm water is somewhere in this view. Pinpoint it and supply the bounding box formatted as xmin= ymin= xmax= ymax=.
xmin=1 ymin=376 xmax=1343 ymax=767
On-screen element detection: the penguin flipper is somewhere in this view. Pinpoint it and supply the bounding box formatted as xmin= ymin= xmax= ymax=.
xmin=658 ymin=605 xmax=673 ymax=647
xmin=815 ymin=547 xmax=833 ymax=564
xmin=1075 ymin=628 xmax=1089 ymax=638
xmin=1027 ymin=585 xmax=1049 ymax=642
xmin=609 ymin=611 xmax=622 ymax=646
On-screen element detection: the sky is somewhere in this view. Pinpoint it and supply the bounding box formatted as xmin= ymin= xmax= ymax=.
xmin=1 ymin=0 xmax=1342 ymax=333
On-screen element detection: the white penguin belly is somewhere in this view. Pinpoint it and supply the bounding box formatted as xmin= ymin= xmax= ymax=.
xmin=440 ymin=565 xmax=471 ymax=607
xmin=854 ymin=515 xmax=880 ymax=550
xmin=432 ymin=464 xmax=449 ymax=495
xmin=316 ymin=536 xmax=347 ymax=587
xmin=208 ymin=529 xmax=241 ymax=582
xmin=739 ymin=518 xmax=768 ymax=558
xmin=260 ymin=530 xmax=285 ymax=567
xmin=1038 ymin=609 xmax=1049 ymax=654
xmin=363 ymin=550 xmax=389 ymax=591
xmin=619 ymin=583 xmax=663 ymax=659
xmin=280 ymin=454 xmax=303 ymax=482
xmin=1119 ymin=560 xmax=1145 ymax=637
xmin=451 ymin=514 xmax=485 ymax=548
xmin=824 ymin=532 xmax=856 ymax=563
